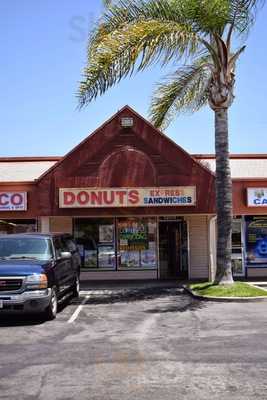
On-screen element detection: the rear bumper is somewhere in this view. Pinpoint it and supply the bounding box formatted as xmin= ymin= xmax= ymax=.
xmin=0 ymin=289 xmax=52 ymax=314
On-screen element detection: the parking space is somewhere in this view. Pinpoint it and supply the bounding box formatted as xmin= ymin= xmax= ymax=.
xmin=1 ymin=286 xmax=267 ymax=400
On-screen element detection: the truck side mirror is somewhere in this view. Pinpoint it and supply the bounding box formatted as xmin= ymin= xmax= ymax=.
xmin=60 ymin=251 xmax=72 ymax=260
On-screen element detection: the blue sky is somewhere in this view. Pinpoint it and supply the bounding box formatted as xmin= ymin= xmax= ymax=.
xmin=1 ymin=0 xmax=267 ymax=157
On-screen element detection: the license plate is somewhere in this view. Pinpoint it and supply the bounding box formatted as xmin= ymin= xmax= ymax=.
xmin=0 ymin=301 xmax=3 ymax=309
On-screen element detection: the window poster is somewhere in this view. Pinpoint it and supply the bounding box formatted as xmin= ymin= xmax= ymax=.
xmin=99 ymin=225 xmax=114 ymax=243
xmin=231 ymin=256 xmax=244 ymax=275
xmin=98 ymin=245 xmax=115 ymax=268
xmin=121 ymin=251 xmax=140 ymax=268
xmin=118 ymin=220 xmax=149 ymax=251
xmin=141 ymin=250 xmax=156 ymax=268
xmin=84 ymin=250 xmax=97 ymax=268
xmin=246 ymin=216 xmax=267 ymax=265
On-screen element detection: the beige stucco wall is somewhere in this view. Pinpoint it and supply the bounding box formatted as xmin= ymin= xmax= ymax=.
xmin=39 ymin=217 xmax=50 ymax=233
xmin=81 ymin=270 xmax=158 ymax=280
xmin=39 ymin=216 xmax=73 ymax=234
xmin=208 ymin=216 xmax=217 ymax=281
xmin=185 ymin=215 xmax=211 ymax=280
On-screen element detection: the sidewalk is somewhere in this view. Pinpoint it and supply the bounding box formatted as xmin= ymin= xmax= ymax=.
xmin=247 ymin=281 xmax=267 ymax=288
xmin=80 ymin=279 xmax=186 ymax=291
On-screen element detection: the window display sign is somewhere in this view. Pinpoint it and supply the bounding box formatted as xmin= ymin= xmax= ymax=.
xmin=245 ymin=216 xmax=267 ymax=265
xmin=118 ymin=220 xmax=148 ymax=251
xmin=141 ymin=250 xmax=156 ymax=268
xmin=0 ymin=192 xmax=27 ymax=211
xmin=84 ymin=249 xmax=97 ymax=268
xmin=98 ymin=245 xmax=115 ymax=268
xmin=99 ymin=225 xmax=114 ymax=243
xmin=247 ymin=188 xmax=267 ymax=207
xmin=121 ymin=251 xmax=140 ymax=268
xmin=118 ymin=218 xmax=157 ymax=269
xmin=59 ymin=187 xmax=196 ymax=208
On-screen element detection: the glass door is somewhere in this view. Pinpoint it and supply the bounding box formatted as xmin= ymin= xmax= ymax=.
xmin=159 ymin=220 xmax=188 ymax=279
xmin=231 ymin=218 xmax=245 ymax=277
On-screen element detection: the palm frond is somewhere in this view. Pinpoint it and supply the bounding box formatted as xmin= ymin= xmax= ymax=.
xmin=102 ymin=0 xmax=113 ymax=6
xmin=78 ymin=0 xmax=264 ymax=110
xmin=228 ymin=0 xmax=265 ymax=35
xmin=91 ymin=0 xmax=199 ymax=60
xmin=99 ymin=0 xmax=231 ymax=38
xmin=78 ymin=19 xmax=200 ymax=107
xmin=149 ymin=57 xmax=212 ymax=128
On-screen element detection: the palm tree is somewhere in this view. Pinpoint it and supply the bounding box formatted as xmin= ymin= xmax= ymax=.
xmin=78 ymin=0 xmax=264 ymax=284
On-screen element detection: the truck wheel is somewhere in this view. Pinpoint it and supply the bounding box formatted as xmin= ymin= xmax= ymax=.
xmin=72 ymin=275 xmax=80 ymax=299
xmin=44 ymin=287 xmax=58 ymax=320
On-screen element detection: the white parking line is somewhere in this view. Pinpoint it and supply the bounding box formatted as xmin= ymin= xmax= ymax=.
xmin=68 ymin=295 xmax=90 ymax=323
xmin=80 ymin=290 xmax=114 ymax=296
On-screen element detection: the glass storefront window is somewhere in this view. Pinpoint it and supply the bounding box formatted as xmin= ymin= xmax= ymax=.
xmin=117 ymin=217 xmax=157 ymax=269
xmin=0 ymin=219 xmax=36 ymax=234
xmin=245 ymin=216 xmax=267 ymax=266
xmin=74 ymin=218 xmax=115 ymax=269
xmin=232 ymin=219 xmax=242 ymax=250
xmin=231 ymin=218 xmax=244 ymax=276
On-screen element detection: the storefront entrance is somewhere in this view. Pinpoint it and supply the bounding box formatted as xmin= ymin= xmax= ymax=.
xmin=159 ymin=219 xmax=188 ymax=279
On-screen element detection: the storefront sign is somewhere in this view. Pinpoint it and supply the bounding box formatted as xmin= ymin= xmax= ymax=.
xmin=59 ymin=187 xmax=196 ymax=208
xmin=0 ymin=192 xmax=27 ymax=211
xmin=247 ymin=188 xmax=267 ymax=207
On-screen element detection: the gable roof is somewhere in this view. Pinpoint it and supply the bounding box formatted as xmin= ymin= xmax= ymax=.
xmin=1 ymin=108 xmax=266 ymax=183
xmin=37 ymin=105 xmax=215 ymax=182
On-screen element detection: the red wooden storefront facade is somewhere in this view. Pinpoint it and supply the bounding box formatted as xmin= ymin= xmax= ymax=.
xmin=1 ymin=107 xmax=267 ymax=280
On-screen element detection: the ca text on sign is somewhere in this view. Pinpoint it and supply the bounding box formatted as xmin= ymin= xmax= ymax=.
xmin=247 ymin=188 xmax=267 ymax=207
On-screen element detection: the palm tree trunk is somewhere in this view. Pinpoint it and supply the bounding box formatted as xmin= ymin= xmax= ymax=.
xmin=214 ymin=108 xmax=234 ymax=284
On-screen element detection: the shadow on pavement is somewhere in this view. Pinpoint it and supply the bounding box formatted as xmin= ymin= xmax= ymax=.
xmin=87 ymin=288 xmax=183 ymax=304
xmin=0 ymin=314 xmax=47 ymax=327
xmin=0 ymin=299 xmax=70 ymax=327
xmin=144 ymin=298 xmax=204 ymax=314
xmin=79 ymin=287 xmax=205 ymax=313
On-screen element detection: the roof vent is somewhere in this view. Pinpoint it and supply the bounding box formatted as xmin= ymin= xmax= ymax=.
xmin=121 ymin=117 xmax=134 ymax=127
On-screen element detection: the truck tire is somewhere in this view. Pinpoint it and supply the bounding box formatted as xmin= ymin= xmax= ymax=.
xmin=72 ymin=275 xmax=80 ymax=299
xmin=44 ymin=287 xmax=58 ymax=320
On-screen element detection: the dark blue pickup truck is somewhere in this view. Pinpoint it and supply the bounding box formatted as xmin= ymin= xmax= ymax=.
xmin=0 ymin=233 xmax=81 ymax=320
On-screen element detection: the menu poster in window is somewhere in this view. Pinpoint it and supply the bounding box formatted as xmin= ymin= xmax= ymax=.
xmin=98 ymin=245 xmax=115 ymax=268
xmin=121 ymin=251 xmax=140 ymax=268
xmin=231 ymin=255 xmax=243 ymax=275
xmin=141 ymin=249 xmax=156 ymax=268
xmin=246 ymin=216 xmax=267 ymax=264
xmin=99 ymin=225 xmax=114 ymax=243
xmin=84 ymin=250 xmax=97 ymax=268
xmin=119 ymin=222 xmax=148 ymax=251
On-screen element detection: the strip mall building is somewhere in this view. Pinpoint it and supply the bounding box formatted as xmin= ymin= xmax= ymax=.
xmin=1 ymin=106 xmax=267 ymax=281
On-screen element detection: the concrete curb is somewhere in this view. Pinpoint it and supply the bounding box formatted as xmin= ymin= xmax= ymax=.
xmin=183 ymin=285 xmax=267 ymax=302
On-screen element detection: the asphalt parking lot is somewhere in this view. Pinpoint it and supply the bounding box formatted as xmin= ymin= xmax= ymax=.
xmin=1 ymin=284 xmax=267 ymax=400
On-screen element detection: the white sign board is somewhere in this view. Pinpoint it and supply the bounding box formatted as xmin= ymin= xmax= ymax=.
xmin=0 ymin=192 xmax=27 ymax=211
xmin=59 ymin=187 xmax=196 ymax=208
xmin=247 ymin=188 xmax=267 ymax=207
